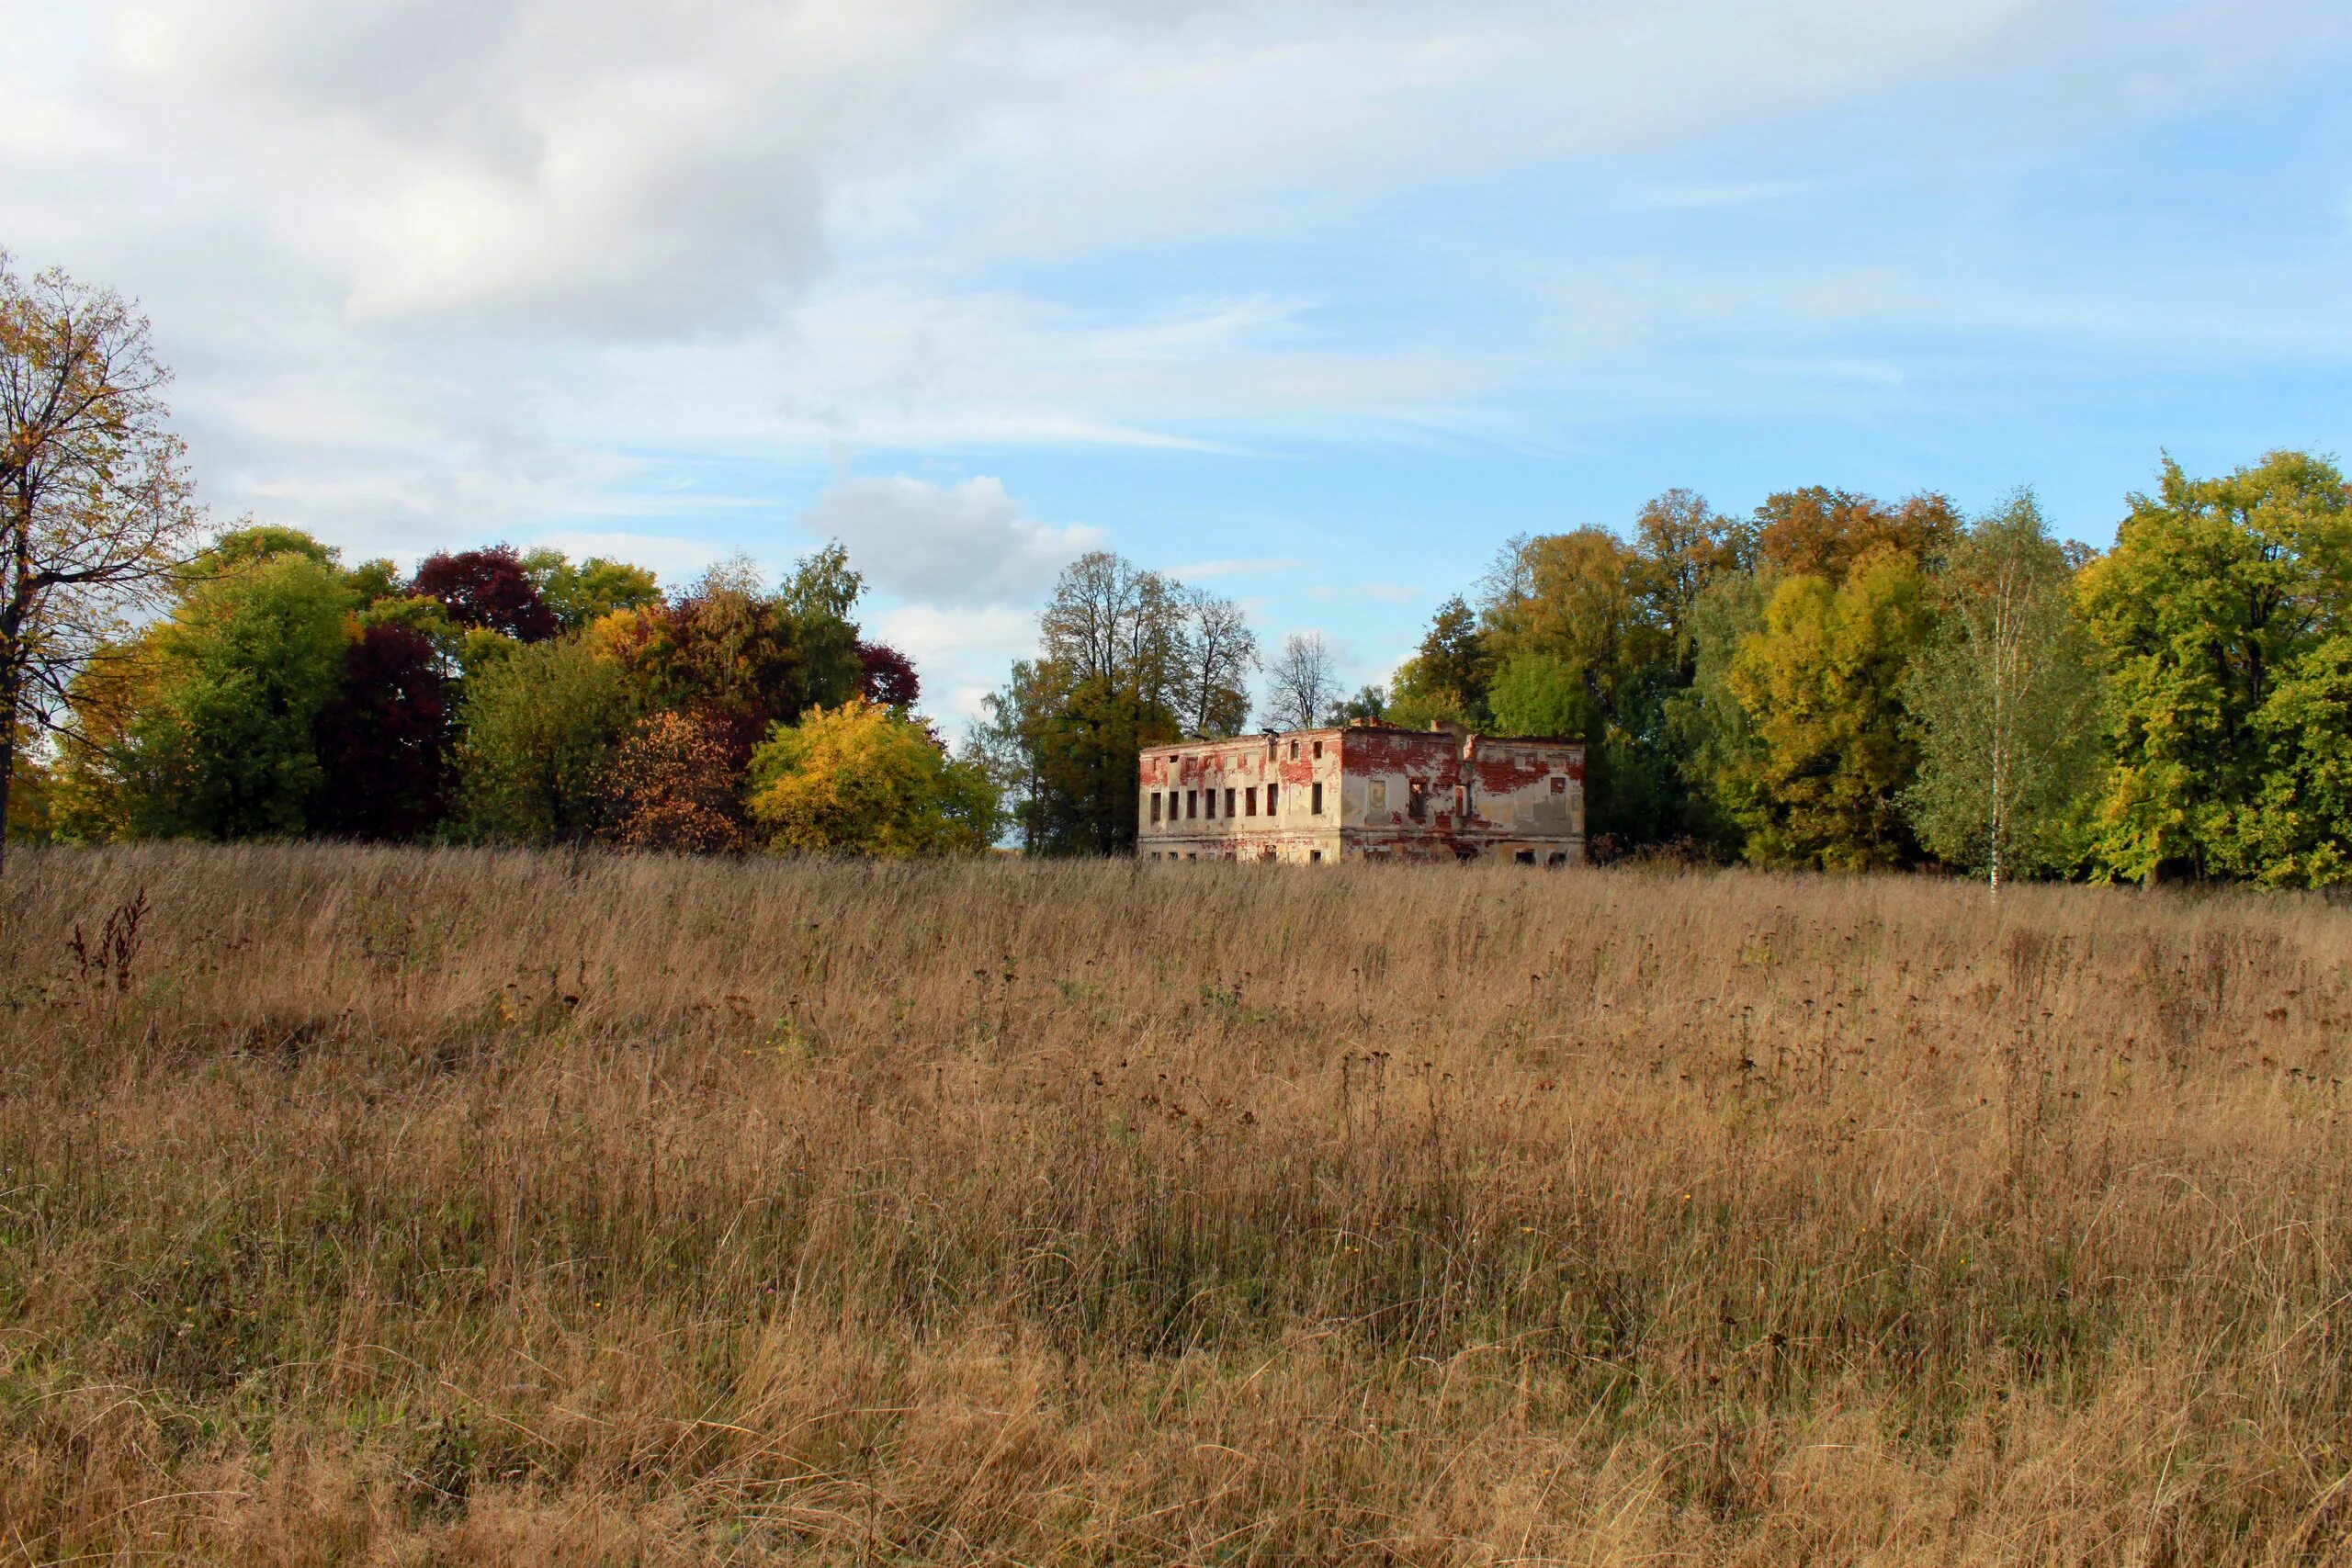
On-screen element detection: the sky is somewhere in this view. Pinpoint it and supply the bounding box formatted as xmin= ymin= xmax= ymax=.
xmin=6 ymin=0 xmax=2350 ymax=729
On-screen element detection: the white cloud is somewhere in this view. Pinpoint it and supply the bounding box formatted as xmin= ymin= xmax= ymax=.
xmin=803 ymin=474 xmax=1102 ymax=608
xmin=3 ymin=0 xmax=2344 ymax=557
xmin=870 ymin=601 xmax=1041 ymax=725
xmin=526 ymin=530 xmax=725 ymax=590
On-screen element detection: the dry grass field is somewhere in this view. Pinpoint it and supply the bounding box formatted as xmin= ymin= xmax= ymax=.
xmin=3 ymin=846 xmax=2350 ymax=1564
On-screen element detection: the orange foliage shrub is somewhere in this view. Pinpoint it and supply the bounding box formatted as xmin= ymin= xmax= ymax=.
xmin=596 ymin=709 xmax=745 ymax=852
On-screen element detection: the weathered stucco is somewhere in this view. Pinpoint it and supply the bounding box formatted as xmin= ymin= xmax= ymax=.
xmin=1137 ymin=723 xmax=1585 ymax=864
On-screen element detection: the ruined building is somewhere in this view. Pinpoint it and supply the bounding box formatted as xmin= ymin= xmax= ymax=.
xmin=1138 ymin=722 xmax=1585 ymax=864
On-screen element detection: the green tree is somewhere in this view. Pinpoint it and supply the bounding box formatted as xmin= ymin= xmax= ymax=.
xmin=1479 ymin=528 xmax=1686 ymax=845
xmin=112 ymin=552 xmax=354 ymax=839
xmin=2234 ymin=634 xmax=2352 ymax=886
xmin=1724 ymin=550 xmax=1933 ymax=870
xmin=979 ymin=552 xmax=1189 ymax=855
xmin=2076 ymin=451 xmax=2350 ymax=882
xmin=1630 ymin=489 xmax=1755 ymax=683
xmin=747 ymin=698 xmax=1000 ymax=856
xmin=520 ymin=548 xmax=662 ymax=632
xmin=1385 ymin=596 xmax=1492 ymax=729
xmin=1031 ymin=674 xmax=1169 ymax=855
xmin=964 ymin=659 xmax=1049 ymax=852
xmin=457 ymin=634 xmax=640 ymax=843
xmin=1329 ymin=683 xmax=1387 ymax=724
xmin=1903 ymin=491 xmax=2103 ymax=890
xmin=1664 ymin=570 xmax=1770 ymax=853
xmin=198 ymin=524 xmax=340 ymax=573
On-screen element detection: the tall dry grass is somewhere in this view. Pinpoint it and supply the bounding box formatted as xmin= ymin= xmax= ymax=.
xmin=1 ymin=844 xmax=2348 ymax=1564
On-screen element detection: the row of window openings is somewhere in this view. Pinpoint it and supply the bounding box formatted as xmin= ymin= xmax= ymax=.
xmin=1148 ymin=849 xmax=1325 ymax=863
xmin=1150 ymin=783 xmax=1317 ymax=824
xmin=1151 ymin=778 xmax=1502 ymax=827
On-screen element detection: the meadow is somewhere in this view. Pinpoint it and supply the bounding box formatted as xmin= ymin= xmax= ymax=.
xmin=2 ymin=845 xmax=2348 ymax=1565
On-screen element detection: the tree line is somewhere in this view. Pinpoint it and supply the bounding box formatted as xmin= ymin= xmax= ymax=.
xmin=7 ymin=253 xmax=2346 ymax=884
xmin=967 ymin=453 xmax=2351 ymax=887
xmin=1364 ymin=457 xmax=2349 ymax=886
xmin=33 ymin=526 xmax=1000 ymax=854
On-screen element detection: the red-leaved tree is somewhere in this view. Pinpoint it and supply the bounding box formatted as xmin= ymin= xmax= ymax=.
xmin=857 ymin=640 xmax=920 ymax=710
xmin=312 ymin=623 xmax=454 ymax=840
xmin=412 ymin=545 xmax=559 ymax=642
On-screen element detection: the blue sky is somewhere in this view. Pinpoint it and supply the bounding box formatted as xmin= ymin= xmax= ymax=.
xmin=6 ymin=1 xmax=2348 ymax=728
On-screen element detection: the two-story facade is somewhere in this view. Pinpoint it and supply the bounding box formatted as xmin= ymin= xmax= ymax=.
xmin=1137 ymin=721 xmax=1585 ymax=864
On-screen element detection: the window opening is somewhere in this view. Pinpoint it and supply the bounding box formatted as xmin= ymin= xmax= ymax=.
xmin=1245 ymin=786 xmax=1257 ymax=816
xmin=1225 ymin=788 xmax=1236 ymax=818
xmin=1311 ymin=782 xmax=1324 ymax=815
xmin=1150 ymin=794 xmax=1161 ymax=824
xmin=1186 ymin=790 xmax=1197 ymax=819
xmin=1408 ymin=780 xmax=1427 ymax=821
xmin=1204 ymin=789 xmax=1216 ymax=819
xmin=1267 ymin=782 xmax=1280 ymax=814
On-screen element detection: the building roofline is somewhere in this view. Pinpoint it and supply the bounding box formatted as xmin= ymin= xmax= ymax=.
xmin=1143 ymin=724 xmax=1584 ymax=754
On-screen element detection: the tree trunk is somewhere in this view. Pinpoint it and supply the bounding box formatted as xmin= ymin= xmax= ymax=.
xmin=0 ymin=659 xmax=17 ymax=880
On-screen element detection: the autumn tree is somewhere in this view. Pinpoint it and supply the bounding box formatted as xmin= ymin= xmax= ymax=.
xmin=1632 ymin=489 xmax=1755 ymax=683
xmin=412 ymin=546 xmax=560 ymax=643
xmin=457 ymin=634 xmax=639 ymax=842
xmin=639 ymin=548 xmax=865 ymax=758
xmin=597 ymin=708 xmax=747 ymax=853
xmin=312 ymin=623 xmax=454 ymax=840
xmin=746 ymin=698 xmax=999 ymax=856
xmin=2076 ymin=451 xmax=2350 ymax=882
xmin=1722 ymin=550 xmax=1934 ymax=870
xmin=1902 ymin=492 xmax=2103 ymax=890
xmin=856 ymin=640 xmax=921 ymax=710
xmin=0 ymin=253 xmax=206 ymax=865
xmin=1754 ymin=487 xmax=1961 ymax=581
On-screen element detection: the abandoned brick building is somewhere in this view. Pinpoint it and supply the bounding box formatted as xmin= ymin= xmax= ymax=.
xmin=1138 ymin=721 xmax=1585 ymax=864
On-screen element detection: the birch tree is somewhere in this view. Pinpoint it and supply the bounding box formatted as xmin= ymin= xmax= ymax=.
xmin=1903 ymin=491 xmax=2101 ymax=892
xmin=0 ymin=254 xmax=204 ymax=869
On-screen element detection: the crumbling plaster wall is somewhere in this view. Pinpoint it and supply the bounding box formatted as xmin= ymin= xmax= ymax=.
xmin=1138 ymin=726 xmax=1584 ymax=863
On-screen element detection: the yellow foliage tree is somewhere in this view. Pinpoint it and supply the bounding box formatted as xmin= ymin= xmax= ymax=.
xmin=1 ymin=253 xmax=205 ymax=867
xmin=745 ymin=698 xmax=1001 ymax=856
